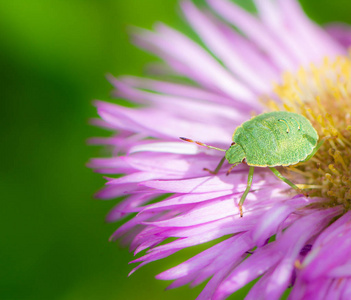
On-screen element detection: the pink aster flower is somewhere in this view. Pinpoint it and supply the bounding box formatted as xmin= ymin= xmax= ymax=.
xmin=89 ymin=0 xmax=351 ymax=299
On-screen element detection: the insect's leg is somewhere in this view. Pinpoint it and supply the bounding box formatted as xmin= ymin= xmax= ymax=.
xmin=226 ymin=162 xmax=241 ymax=176
xmin=269 ymin=167 xmax=305 ymax=194
xmin=238 ymin=166 xmax=254 ymax=217
xmin=203 ymin=156 xmax=226 ymax=175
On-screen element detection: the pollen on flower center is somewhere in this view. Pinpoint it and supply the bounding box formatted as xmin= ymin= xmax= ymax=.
xmin=267 ymin=55 xmax=351 ymax=209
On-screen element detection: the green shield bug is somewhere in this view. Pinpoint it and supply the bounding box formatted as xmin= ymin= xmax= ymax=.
xmin=181 ymin=111 xmax=324 ymax=217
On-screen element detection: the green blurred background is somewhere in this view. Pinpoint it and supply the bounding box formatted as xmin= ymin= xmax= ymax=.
xmin=1 ymin=1 xmax=350 ymax=299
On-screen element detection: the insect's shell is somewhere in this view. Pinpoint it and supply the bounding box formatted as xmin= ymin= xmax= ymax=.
xmin=233 ymin=111 xmax=318 ymax=167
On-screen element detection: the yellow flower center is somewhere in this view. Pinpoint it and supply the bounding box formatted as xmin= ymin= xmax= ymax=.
xmin=267 ymin=56 xmax=351 ymax=209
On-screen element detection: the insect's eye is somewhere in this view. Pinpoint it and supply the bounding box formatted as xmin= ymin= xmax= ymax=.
xmin=231 ymin=142 xmax=236 ymax=146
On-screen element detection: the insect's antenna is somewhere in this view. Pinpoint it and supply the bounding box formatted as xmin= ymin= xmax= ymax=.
xmin=180 ymin=137 xmax=226 ymax=152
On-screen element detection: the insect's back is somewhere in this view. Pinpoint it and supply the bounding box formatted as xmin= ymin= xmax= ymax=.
xmin=234 ymin=111 xmax=318 ymax=167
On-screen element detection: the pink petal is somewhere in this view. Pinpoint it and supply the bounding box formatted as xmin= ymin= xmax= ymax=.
xmin=156 ymin=233 xmax=253 ymax=281
xmin=142 ymin=168 xmax=280 ymax=193
xmin=87 ymin=156 xmax=134 ymax=173
xmin=213 ymin=242 xmax=280 ymax=300
xmin=254 ymin=0 xmax=310 ymax=64
xmin=134 ymin=24 xmax=257 ymax=102
xmin=110 ymin=210 xmax=171 ymax=241
xmin=213 ymin=208 xmax=339 ymax=299
xmin=129 ymin=142 xmax=200 ymax=155
xmin=106 ymin=193 xmax=156 ymax=222
xmin=115 ymin=75 xmax=235 ymax=105
xmin=207 ymin=0 xmax=294 ymax=70
xmin=124 ymin=153 xmax=228 ymax=177
xmin=244 ymin=270 xmax=274 ymax=300
xmin=142 ymin=191 xmax=232 ymax=212
xmin=325 ymin=24 xmax=351 ymax=48
xmin=341 ymin=279 xmax=351 ymax=299
xmin=212 ymin=16 xmax=279 ymax=81
xmin=251 ymin=197 xmax=310 ymax=247
xmin=278 ymin=0 xmax=345 ymax=58
xmin=300 ymin=211 xmax=351 ymax=281
xmin=144 ymin=195 xmax=240 ymax=226
xmin=181 ymin=0 xmax=270 ymax=94
xmin=111 ymin=77 xmax=245 ymax=124
xmin=96 ymin=101 xmax=231 ymax=143
xmin=95 ymin=183 xmax=151 ymax=199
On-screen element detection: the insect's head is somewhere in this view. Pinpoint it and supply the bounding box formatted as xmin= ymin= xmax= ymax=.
xmin=225 ymin=143 xmax=246 ymax=165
